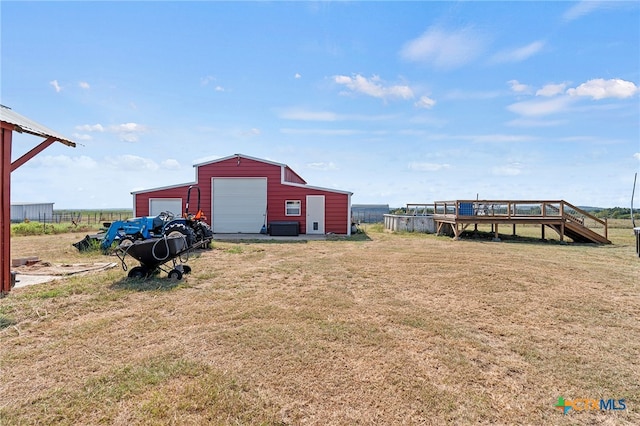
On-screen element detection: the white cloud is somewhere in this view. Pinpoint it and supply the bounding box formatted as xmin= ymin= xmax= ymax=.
xmin=400 ymin=26 xmax=487 ymax=69
xmin=238 ymin=128 xmax=261 ymax=137
xmin=507 ymin=96 xmax=574 ymax=116
xmin=161 ymin=159 xmax=181 ymax=169
xmin=567 ymin=78 xmax=639 ymax=100
xmin=76 ymin=124 xmax=105 ymax=132
xmin=634 ymin=153 xmax=640 ymax=161
xmin=280 ymin=128 xmax=362 ymax=136
xmin=294 ymin=73 xmax=302 ymax=79
xmin=215 ymin=86 xmax=225 ymax=92
xmin=491 ymin=41 xmax=545 ymax=64
xmin=32 ymin=155 xmax=97 ymax=169
xmin=280 ymin=108 xmax=339 ymax=121
xmin=415 ymin=96 xmax=436 ymax=109
xmin=505 ymin=118 xmax=566 ymax=128
xmin=201 ymin=75 xmax=215 ymax=85
xmin=111 ymin=123 xmax=145 ymax=132
xmin=49 ymin=80 xmax=62 ymax=93
xmin=408 ymin=162 xmax=451 ymax=172
xmin=71 ymin=133 xmax=93 ymax=141
xmin=334 ymin=74 xmax=414 ymax=101
xmin=536 ymin=83 xmax=567 ymax=97
xmin=467 ymin=134 xmax=537 ymax=143
xmin=75 ymin=122 xmax=148 ymax=142
xmin=79 ymin=81 xmax=90 ymax=90
xmin=106 ymin=155 xmax=159 ymax=171
xmin=306 ymin=162 xmax=337 ymax=171
xmin=444 ymin=89 xmax=502 ymax=100
xmin=508 ymin=80 xmax=531 ymax=94
xmin=563 ymin=1 xmax=603 ymax=22
xmin=491 ymin=165 xmax=522 ymax=176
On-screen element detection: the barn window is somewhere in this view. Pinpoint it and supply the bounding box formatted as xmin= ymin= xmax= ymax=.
xmin=285 ymin=200 xmax=301 ymax=216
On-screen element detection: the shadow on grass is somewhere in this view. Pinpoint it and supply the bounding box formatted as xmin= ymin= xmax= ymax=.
xmin=110 ymin=274 xmax=184 ymax=292
xmin=0 ymin=315 xmax=16 ymax=330
xmin=457 ymin=230 xmax=598 ymax=246
xmin=327 ymin=232 xmax=372 ymax=242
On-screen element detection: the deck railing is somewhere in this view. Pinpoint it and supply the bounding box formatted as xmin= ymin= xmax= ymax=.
xmin=432 ymin=199 xmax=608 ymax=240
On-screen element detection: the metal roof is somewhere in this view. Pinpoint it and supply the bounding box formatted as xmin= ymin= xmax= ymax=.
xmin=0 ymin=104 xmax=76 ymax=147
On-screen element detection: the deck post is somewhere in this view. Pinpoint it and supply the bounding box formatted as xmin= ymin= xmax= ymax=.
xmin=512 ymin=224 xmax=516 ymax=236
xmin=541 ymin=224 xmax=546 ymax=240
xmin=493 ymin=224 xmax=501 ymax=242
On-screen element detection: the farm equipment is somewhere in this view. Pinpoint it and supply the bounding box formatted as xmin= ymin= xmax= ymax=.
xmin=73 ymin=186 xmax=213 ymax=254
xmin=115 ymin=233 xmax=193 ymax=280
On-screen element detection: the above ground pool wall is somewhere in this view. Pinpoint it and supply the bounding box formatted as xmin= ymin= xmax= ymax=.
xmin=384 ymin=214 xmax=435 ymax=233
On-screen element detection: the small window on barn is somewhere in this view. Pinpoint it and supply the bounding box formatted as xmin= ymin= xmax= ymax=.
xmin=285 ymin=200 xmax=301 ymax=216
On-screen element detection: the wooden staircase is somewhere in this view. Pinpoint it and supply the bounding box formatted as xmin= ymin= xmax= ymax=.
xmin=555 ymin=201 xmax=610 ymax=244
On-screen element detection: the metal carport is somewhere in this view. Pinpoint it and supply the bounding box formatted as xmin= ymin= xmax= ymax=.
xmin=1 ymin=105 xmax=76 ymax=294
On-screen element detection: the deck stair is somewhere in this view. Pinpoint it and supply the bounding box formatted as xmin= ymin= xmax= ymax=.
xmin=430 ymin=200 xmax=610 ymax=244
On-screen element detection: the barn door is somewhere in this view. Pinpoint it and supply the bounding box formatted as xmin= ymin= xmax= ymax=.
xmin=306 ymin=195 xmax=325 ymax=234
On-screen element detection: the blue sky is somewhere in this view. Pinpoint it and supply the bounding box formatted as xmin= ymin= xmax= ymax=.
xmin=2 ymin=1 xmax=639 ymax=209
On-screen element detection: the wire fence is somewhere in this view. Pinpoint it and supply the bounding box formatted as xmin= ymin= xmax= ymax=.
xmin=16 ymin=211 xmax=133 ymax=226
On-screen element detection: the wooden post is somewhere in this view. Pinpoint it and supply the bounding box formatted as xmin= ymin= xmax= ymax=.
xmin=512 ymin=224 xmax=516 ymax=236
xmin=541 ymin=224 xmax=546 ymax=240
xmin=1 ymin=126 xmax=12 ymax=293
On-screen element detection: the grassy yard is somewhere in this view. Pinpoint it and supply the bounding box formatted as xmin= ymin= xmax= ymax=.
xmin=1 ymin=222 xmax=638 ymax=425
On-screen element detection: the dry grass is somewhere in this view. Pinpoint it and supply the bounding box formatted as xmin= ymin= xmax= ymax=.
xmin=1 ymin=222 xmax=639 ymax=425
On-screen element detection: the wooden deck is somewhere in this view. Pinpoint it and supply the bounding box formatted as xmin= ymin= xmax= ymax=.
xmin=408 ymin=200 xmax=610 ymax=244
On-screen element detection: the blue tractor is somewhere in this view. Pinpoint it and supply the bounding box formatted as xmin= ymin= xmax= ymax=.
xmin=74 ymin=186 xmax=213 ymax=253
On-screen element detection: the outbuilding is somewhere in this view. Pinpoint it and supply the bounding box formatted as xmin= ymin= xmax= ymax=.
xmin=132 ymin=154 xmax=353 ymax=236
xmin=10 ymin=202 xmax=54 ymax=223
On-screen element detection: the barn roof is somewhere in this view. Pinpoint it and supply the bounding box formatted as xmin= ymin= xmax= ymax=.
xmin=194 ymin=153 xmax=307 ymax=182
xmin=134 ymin=153 xmax=352 ymax=196
xmin=0 ymin=105 xmax=76 ymax=147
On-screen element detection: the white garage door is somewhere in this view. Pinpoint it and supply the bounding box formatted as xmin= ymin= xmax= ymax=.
xmin=149 ymin=198 xmax=182 ymax=217
xmin=212 ymin=178 xmax=267 ymax=233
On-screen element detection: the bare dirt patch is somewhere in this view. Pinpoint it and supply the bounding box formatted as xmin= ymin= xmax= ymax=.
xmin=2 ymin=225 xmax=638 ymax=424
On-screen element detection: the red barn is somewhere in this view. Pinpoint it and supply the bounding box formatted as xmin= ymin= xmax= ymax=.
xmin=132 ymin=154 xmax=353 ymax=235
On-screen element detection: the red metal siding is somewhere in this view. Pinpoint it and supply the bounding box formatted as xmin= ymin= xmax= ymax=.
xmin=135 ymin=155 xmax=350 ymax=234
xmin=284 ymin=166 xmax=306 ymax=184
xmin=134 ymin=185 xmax=190 ymax=217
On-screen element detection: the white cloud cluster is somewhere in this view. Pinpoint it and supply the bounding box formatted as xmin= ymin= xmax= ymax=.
xmin=508 ymin=80 xmax=532 ymax=94
xmin=491 ymin=41 xmax=545 ymax=64
xmin=536 ymin=83 xmax=567 ymax=97
xmin=334 ymin=74 xmax=413 ymax=101
xmin=49 ymin=80 xmax=62 ymax=93
xmin=508 ymin=78 xmax=638 ymax=117
xmin=408 ymin=162 xmax=450 ymax=172
xmin=415 ymin=96 xmax=436 ymax=109
xmin=74 ymin=122 xmax=148 ymax=142
xmin=400 ymin=26 xmax=487 ymax=69
xmin=306 ymin=162 xmax=337 ymax=171
xmin=567 ymin=79 xmax=639 ymax=100
xmin=563 ymin=1 xmax=604 ymax=22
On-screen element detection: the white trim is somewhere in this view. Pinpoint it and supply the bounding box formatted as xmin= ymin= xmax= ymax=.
xmin=285 ymin=200 xmax=301 ymax=216
xmin=347 ymin=193 xmax=352 ymax=236
xmin=194 ymin=153 xmax=286 ymax=169
xmin=282 ymin=180 xmax=353 ymax=196
xmin=306 ymin=195 xmax=325 ymax=234
xmin=131 ymin=181 xmax=194 ymax=195
xmin=149 ymin=198 xmax=182 ymax=217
